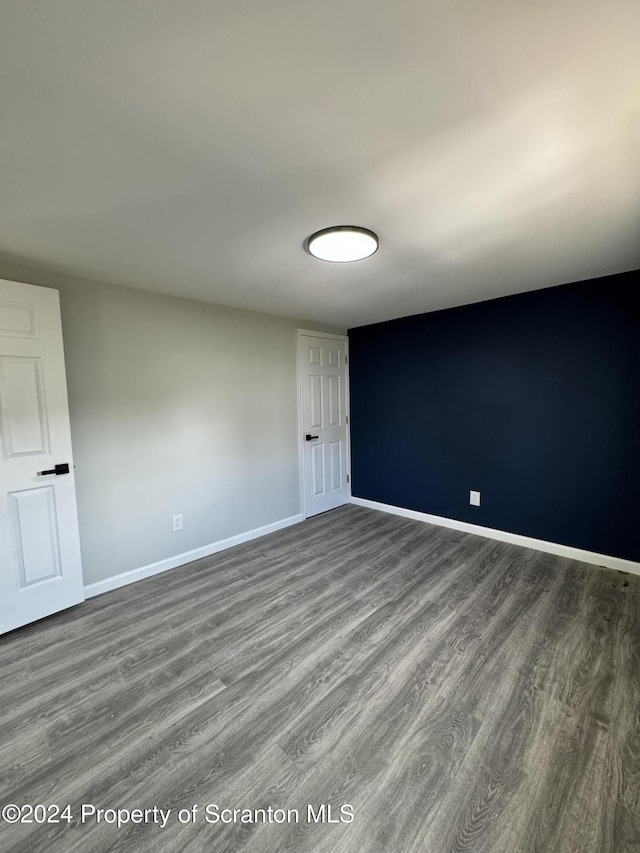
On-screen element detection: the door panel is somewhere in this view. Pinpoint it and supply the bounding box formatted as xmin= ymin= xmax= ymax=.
xmin=328 ymin=374 xmax=341 ymax=426
xmin=0 ymin=279 xmax=84 ymax=635
xmin=0 ymin=298 xmax=38 ymax=337
xmin=310 ymin=374 xmax=323 ymax=429
xmin=329 ymin=441 xmax=342 ymax=491
xmin=312 ymin=444 xmax=324 ymax=496
xmin=0 ymin=356 xmax=49 ymax=456
xmin=300 ymin=334 xmax=349 ymax=517
xmin=9 ymin=486 xmax=62 ymax=585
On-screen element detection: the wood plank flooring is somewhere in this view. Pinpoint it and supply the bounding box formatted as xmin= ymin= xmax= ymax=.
xmin=1 ymin=504 xmax=639 ymax=853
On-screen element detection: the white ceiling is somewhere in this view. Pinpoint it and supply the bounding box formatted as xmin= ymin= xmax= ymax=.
xmin=1 ymin=1 xmax=639 ymax=329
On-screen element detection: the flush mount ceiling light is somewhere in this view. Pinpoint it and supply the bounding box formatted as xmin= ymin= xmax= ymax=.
xmin=305 ymin=226 xmax=379 ymax=262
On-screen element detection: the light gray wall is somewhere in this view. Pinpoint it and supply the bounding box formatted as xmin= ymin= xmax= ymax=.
xmin=0 ymin=256 xmax=343 ymax=586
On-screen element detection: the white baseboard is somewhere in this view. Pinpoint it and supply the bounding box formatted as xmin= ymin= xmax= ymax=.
xmin=84 ymin=513 xmax=304 ymax=599
xmin=350 ymin=497 xmax=640 ymax=577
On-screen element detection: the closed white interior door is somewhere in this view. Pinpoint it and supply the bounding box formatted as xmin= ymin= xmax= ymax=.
xmin=299 ymin=332 xmax=349 ymax=517
xmin=0 ymin=279 xmax=84 ymax=635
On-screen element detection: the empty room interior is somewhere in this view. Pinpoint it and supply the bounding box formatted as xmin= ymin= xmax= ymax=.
xmin=1 ymin=2 xmax=639 ymax=852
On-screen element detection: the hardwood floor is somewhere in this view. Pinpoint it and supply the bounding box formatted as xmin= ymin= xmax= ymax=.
xmin=1 ymin=504 xmax=639 ymax=852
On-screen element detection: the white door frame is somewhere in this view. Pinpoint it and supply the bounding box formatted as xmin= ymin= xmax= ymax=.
xmin=297 ymin=329 xmax=351 ymax=519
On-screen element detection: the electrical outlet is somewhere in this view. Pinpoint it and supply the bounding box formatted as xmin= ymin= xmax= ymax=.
xmin=171 ymin=513 xmax=184 ymax=532
xmin=469 ymin=490 xmax=481 ymax=507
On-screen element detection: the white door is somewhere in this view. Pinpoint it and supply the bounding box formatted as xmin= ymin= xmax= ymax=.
xmin=0 ymin=279 xmax=84 ymax=635
xmin=299 ymin=332 xmax=349 ymax=517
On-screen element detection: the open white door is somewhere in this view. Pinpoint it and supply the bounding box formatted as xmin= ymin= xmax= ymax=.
xmin=299 ymin=331 xmax=349 ymax=517
xmin=0 ymin=279 xmax=84 ymax=634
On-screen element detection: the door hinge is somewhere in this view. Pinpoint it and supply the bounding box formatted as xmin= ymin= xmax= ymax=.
xmin=347 ymin=474 xmax=350 ymax=483
xmin=346 ymin=415 xmax=349 ymax=424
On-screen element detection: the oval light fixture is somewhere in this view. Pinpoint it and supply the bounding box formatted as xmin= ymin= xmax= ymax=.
xmin=306 ymin=226 xmax=379 ymax=262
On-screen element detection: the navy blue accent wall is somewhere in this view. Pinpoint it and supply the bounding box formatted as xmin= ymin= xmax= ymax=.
xmin=348 ymin=270 xmax=640 ymax=562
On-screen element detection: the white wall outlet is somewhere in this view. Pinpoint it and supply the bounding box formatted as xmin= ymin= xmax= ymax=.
xmin=470 ymin=490 xmax=481 ymax=507
xmin=171 ymin=513 xmax=184 ymax=532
